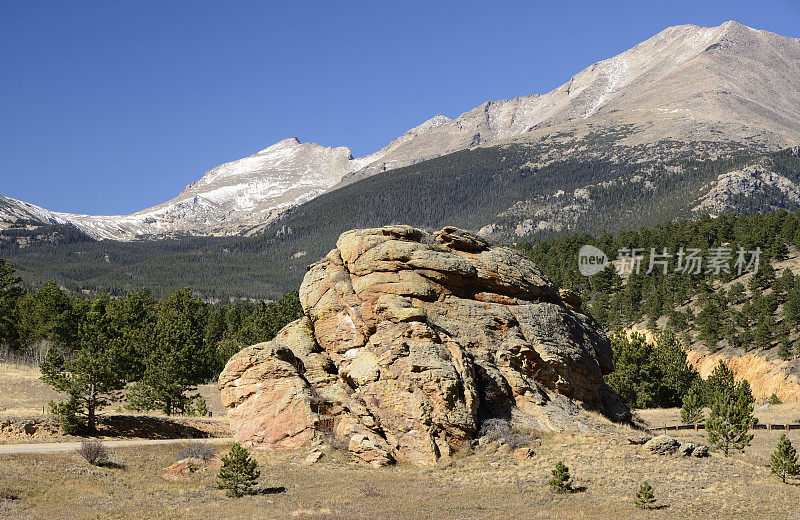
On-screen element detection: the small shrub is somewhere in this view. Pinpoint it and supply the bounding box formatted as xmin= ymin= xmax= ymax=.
xmin=324 ymin=433 xmax=350 ymax=452
xmin=0 ymin=487 xmax=20 ymax=501
xmin=548 ymin=460 xmax=572 ymax=493
xmin=217 ymin=443 xmax=260 ymax=497
xmin=478 ymin=418 xmax=509 ymax=439
xmin=77 ymin=440 xmax=108 ymax=466
xmin=358 ymin=481 xmax=380 ymax=497
xmin=478 ymin=418 xmax=536 ymax=449
xmin=767 ymin=394 xmax=782 ymax=405
xmin=635 ymin=481 xmax=656 ymax=509
xmin=176 ymin=442 xmax=217 ymax=462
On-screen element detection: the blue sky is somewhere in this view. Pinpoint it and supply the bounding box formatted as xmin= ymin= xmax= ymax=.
xmin=1 ymin=0 xmax=798 ymax=214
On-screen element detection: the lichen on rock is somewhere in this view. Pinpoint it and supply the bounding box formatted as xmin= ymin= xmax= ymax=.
xmin=219 ymin=225 xmax=629 ymax=466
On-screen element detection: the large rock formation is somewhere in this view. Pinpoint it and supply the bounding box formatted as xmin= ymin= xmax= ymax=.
xmin=219 ymin=225 xmax=629 ymax=466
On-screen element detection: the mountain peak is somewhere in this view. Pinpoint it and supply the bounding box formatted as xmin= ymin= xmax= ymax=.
xmin=721 ymin=20 xmax=746 ymax=28
xmin=5 ymin=21 xmax=799 ymax=241
xmin=257 ymin=136 xmax=302 ymax=153
xmin=718 ymin=19 xmax=761 ymax=37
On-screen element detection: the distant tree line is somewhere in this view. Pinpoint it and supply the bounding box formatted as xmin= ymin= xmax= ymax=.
xmin=0 ymin=257 xmax=302 ymax=433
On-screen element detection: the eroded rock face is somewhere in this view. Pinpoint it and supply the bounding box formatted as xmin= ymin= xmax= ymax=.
xmin=220 ymin=225 xmax=629 ymax=465
xmin=218 ymin=342 xmax=317 ymax=450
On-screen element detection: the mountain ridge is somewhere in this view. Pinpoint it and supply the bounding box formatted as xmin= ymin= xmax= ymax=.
xmin=5 ymin=146 xmax=797 ymax=301
xmin=2 ymin=20 xmax=799 ymax=240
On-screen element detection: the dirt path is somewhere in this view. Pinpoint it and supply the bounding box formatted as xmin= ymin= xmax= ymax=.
xmin=0 ymin=437 xmax=233 ymax=454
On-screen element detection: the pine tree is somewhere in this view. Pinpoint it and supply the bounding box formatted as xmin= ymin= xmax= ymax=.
xmin=217 ymin=443 xmax=261 ymax=497
xmin=726 ymin=282 xmax=745 ymax=304
xmin=605 ymin=332 xmax=658 ymax=408
xmin=126 ymin=288 xmax=214 ymax=415
xmin=634 ymin=481 xmax=656 ymax=509
xmin=548 ymin=460 xmax=572 ymax=493
xmin=749 ymin=259 xmax=775 ymax=290
xmin=680 ymin=383 xmax=705 ymax=425
xmin=0 ymin=257 xmax=20 ymax=291
xmin=235 ymin=292 xmax=303 ymax=346
xmin=705 ymin=361 xmax=735 ymax=402
xmin=40 ymin=297 xmax=128 ymax=433
xmin=666 ymin=309 xmax=689 ymax=332
xmin=591 ymin=264 xmax=622 ymax=293
xmin=652 ymin=331 xmax=698 ymax=406
xmin=17 ymin=280 xmax=79 ymax=358
xmin=0 ymin=257 xmax=22 ymax=350
xmin=605 ymin=331 xmax=698 ymax=409
xmin=767 ymin=393 xmax=782 ymax=405
xmin=696 ymin=298 xmax=721 ymax=349
xmin=706 ymin=380 xmax=754 ymax=456
xmin=784 ymin=289 xmax=800 ymax=328
xmin=770 ymin=434 xmax=799 ymax=484
xmin=769 ymin=242 xmax=789 ymax=261
xmin=753 ymin=313 xmax=776 ymax=350
xmin=778 ymin=340 xmax=793 ymax=361
xmin=107 ymin=289 xmax=157 ymax=380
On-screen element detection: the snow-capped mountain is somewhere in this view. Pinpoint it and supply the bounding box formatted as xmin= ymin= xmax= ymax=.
xmin=3 ymin=21 xmax=799 ymax=240
xmin=62 ymin=138 xmax=367 ymax=239
xmin=338 ymin=21 xmax=800 ymax=185
xmin=2 ymin=138 xmax=365 ymax=239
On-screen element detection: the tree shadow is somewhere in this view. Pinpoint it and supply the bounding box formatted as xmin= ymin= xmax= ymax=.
xmin=96 ymin=415 xmax=212 ymax=439
xmin=99 ymin=460 xmax=126 ymax=470
xmin=257 ymin=486 xmax=286 ymax=495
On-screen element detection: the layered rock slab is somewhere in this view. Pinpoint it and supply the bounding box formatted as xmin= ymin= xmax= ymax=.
xmin=220 ymin=225 xmax=629 ymax=466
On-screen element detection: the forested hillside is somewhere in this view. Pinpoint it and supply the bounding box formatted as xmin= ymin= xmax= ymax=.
xmin=521 ymin=210 xmax=800 ymax=358
xmin=3 ymin=145 xmax=799 ymax=300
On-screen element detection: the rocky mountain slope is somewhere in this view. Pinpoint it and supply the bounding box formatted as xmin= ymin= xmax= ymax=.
xmin=339 ymin=21 xmax=800 ymax=186
xmin=219 ymin=225 xmax=629 ymax=466
xmin=4 ymin=148 xmax=798 ymax=299
xmin=3 ymin=21 xmax=799 ymax=240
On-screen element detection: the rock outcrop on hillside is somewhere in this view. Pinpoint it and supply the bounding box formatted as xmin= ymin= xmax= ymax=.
xmin=219 ymin=225 xmax=629 ymax=466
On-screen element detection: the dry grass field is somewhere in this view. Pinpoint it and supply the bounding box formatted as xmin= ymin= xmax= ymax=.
xmin=637 ymin=402 xmax=800 ymax=428
xmin=0 ymin=363 xmax=61 ymax=418
xmin=0 ymin=363 xmax=228 ymax=444
xmin=0 ymin=413 xmax=799 ymax=519
xmin=2 ymin=364 xmax=800 ymax=519
xmin=0 ymin=362 xmax=227 ymax=418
